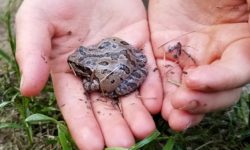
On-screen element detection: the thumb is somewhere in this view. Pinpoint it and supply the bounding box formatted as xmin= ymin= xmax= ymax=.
xmin=184 ymin=38 xmax=250 ymax=91
xmin=15 ymin=3 xmax=53 ymax=96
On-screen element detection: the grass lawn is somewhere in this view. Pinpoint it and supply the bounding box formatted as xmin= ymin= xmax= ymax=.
xmin=0 ymin=0 xmax=250 ymax=150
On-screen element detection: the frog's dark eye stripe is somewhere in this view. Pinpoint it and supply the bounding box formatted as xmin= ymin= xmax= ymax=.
xmin=73 ymin=64 xmax=92 ymax=76
xmin=120 ymin=40 xmax=129 ymax=45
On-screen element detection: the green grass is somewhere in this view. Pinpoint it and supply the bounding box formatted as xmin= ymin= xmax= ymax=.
xmin=0 ymin=0 xmax=250 ymax=150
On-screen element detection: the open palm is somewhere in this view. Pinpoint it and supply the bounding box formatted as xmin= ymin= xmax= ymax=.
xmin=149 ymin=0 xmax=250 ymax=130
xmin=15 ymin=0 xmax=162 ymax=149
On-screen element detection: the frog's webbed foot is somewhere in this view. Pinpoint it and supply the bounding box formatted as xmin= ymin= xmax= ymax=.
xmin=83 ymin=78 xmax=100 ymax=91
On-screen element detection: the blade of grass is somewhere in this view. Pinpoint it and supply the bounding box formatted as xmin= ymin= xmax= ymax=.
xmin=0 ymin=48 xmax=12 ymax=63
xmin=194 ymin=141 xmax=214 ymax=150
xmin=0 ymin=122 xmax=22 ymax=129
xmin=22 ymin=97 xmax=34 ymax=144
xmin=5 ymin=4 xmax=16 ymax=55
xmin=106 ymin=130 xmax=160 ymax=150
xmin=243 ymin=144 xmax=250 ymax=150
xmin=24 ymin=121 xmax=33 ymax=144
xmin=105 ymin=148 xmax=128 ymax=150
xmin=237 ymin=130 xmax=250 ymax=139
xmin=14 ymin=97 xmax=33 ymax=144
xmin=4 ymin=0 xmax=20 ymax=77
xmin=130 ymin=130 xmax=161 ymax=150
xmin=0 ymin=101 xmax=12 ymax=109
xmin=10 ymin=92 xmax=19 ymax=102
xmin=25 ymin=113 xmax=58 ymax=124
xmin=163 ymin=137 xmax=175 ymax=150
xmin=57 ymin=123 xmax=73 ymax=150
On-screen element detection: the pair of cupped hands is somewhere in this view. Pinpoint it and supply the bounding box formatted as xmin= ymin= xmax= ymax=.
xmin=15 ymin=0 xmax=250 ymax=149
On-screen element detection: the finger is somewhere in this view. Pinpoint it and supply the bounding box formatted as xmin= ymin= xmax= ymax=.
xmin=121 ymin=92 xmax=156 ymax=139
xmin=90 ymin=94 xmax=135 ymax=148
xmin=171 ymin=86 xmax=242 ymax=114
xmin=52 ymin=73 xmax=104 ymax=150
xmin=157 ymin=59 xmax=204 ymax=131
xmin=156 ymin=59 xmax=182 ymax=120
xmin=16 ymin=4 xmax=53 ymax=96
xmin=114 ymin=29 xmax=163 ymax=114
xmin=140 ymin=42 xmax=163 ymax=114
xmin=167 ymin=109 xmax=204 ymax=131
xmin=185 ymin=38 xmax=250 ymax=91
xmin=161 ymin=89 xmax=204 ymax=131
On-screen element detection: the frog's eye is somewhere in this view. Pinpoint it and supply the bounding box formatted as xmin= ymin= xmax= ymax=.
xmin=74 ymin=64 xmax=92 ymax=76
xmin=98 ymin=41 xmax=111 ymax=49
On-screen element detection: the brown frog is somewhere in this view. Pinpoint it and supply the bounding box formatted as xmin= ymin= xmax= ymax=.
xmin=67 ymin=37 xmax=148 ymax=98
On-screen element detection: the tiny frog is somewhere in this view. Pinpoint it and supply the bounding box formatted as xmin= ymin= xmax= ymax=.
xmin=67 ymin=37 xmax=148 ymax=98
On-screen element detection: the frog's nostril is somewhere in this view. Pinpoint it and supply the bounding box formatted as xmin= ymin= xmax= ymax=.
xmin=111 ymin=80 xmax=115 ymax=84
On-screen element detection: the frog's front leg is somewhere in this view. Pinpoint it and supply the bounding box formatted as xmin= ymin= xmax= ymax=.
xmin=114 ymin=68 xmax=148 ymax=96
xmin=83 ymin=78 xmax=100 ymax=92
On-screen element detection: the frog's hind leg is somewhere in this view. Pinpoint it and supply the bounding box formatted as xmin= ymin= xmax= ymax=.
xmin=134 ymin=50 xmax=147 ymax=67
xmin=114 ymin=68 xmax=148 ymax=96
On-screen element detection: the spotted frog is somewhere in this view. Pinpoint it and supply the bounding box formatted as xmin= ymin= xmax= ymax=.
xmin=67 ymin=37 xmax=148 ymax=98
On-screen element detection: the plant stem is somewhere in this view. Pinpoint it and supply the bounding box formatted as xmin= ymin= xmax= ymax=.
xmin=5 ymin=0 xmax=20 ymax=78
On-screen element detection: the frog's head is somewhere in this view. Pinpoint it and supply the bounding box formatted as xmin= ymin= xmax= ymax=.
xmin=67 ymin=46 xmax=92 ymax=78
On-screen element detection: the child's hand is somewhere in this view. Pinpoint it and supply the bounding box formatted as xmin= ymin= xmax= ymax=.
xmin=15 ymin=0 xmax=162 ymax=149
xmin=149 ymin=0 xmax=250 ymax=131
